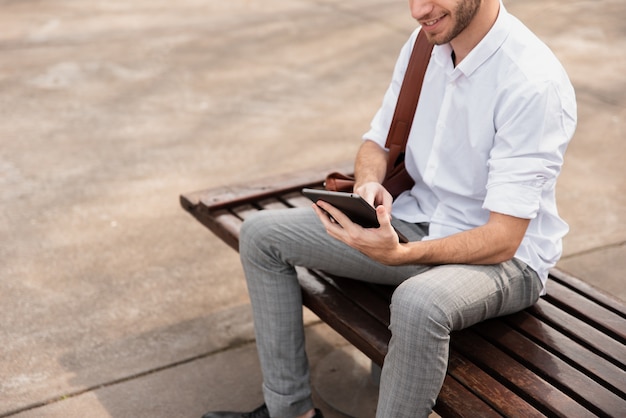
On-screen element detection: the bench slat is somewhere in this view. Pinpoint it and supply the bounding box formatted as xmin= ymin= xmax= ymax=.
xmin=194 ymin=209 xmax=243 ymax=251
xmin=257 ymin=197 xmax=293 ymax=211
xmin=435 ymin=375 xmax=502 ymax=418
xmin=475 ymin=320 xmax=625 ymax=416
xmin=232 ymin=204 xmax=261 ymax=221
xmin=549 ymin=268 xmax=626 ymax=317
xmin=546 ymin=279 xmax=626 ymax=342
xmin=283 ymin=192 xmax=316 ymax=209
xmin=321 ymin=275 xmax=393 ymax=326
xmin=528 ymin=300 xmax=626 ymax=367
xmin=452 ymin=330 xmax=596 ymax=418
xmin=180 ymin=162 xmax=353 ymax=212
xmin=504 ymin=310 xmax=626 ymax=396
xmin=447 ymin=351 xmax=546 ymax=417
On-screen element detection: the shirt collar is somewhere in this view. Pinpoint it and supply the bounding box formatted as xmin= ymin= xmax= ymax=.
xmin=432 ymin=2 xmax=511 ymax=78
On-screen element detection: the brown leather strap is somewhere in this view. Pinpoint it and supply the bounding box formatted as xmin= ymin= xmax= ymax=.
xmin=325 ymin=31 xmax=433 ymax=198
xmin=385 ymin=31 xmax=433 ymax=172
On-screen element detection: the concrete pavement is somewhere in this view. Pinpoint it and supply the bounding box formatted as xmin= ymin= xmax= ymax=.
xmin=1 ymin=0 xmax=624 ymax=417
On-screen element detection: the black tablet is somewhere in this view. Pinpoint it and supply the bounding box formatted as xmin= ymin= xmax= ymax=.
xmin=302 ymin=188 xmax=409 ymax=243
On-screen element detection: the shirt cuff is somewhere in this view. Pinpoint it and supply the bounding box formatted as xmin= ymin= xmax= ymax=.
xmin=483 ymin=182 xmax=542 ymax=219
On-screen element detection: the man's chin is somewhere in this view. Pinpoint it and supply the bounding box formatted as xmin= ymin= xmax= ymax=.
xmin=423 ymin=32 xmax=445 ymax=46
xmin=419 ymin=27 xmax=446 ymax=45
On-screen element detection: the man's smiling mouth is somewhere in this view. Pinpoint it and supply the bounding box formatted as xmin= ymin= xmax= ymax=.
xmin=421 ymin=15 xmax=446 ymax=27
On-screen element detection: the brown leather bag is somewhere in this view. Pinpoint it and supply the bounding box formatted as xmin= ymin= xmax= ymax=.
xmin=325 ymin=31 xmax=433 ymax=199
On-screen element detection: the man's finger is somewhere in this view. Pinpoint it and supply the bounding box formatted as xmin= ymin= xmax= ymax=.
xmin=316 ymin=200 xmax=352 ymax=227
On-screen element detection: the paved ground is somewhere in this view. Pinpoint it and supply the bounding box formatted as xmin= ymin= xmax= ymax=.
xmin=1 ymin=0 xmax=624 ymax=417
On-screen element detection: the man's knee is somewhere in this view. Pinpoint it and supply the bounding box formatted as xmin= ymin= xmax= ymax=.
xmin=240 ymin=209 xmax=306 ymax=260
xmin=240 ymin=210 xmax=277 ymax=257
xmin=390 ymin=279 xmax=451 ymax=331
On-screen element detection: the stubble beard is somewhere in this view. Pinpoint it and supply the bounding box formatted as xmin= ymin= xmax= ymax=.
xmin=427 ymin=0 xmax=482 ymax=45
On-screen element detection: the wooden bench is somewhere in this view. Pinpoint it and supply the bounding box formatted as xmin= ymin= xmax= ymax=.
xmin=181 ymin=162 xmax=626 ymax=417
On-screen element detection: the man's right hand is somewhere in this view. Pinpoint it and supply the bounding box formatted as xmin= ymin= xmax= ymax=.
xmin=353 ymin=140 xmax=393 ymax=211
xmin=354 ymin=181 xmax=393 ymax=213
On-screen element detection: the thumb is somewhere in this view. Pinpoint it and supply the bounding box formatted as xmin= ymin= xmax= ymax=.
xmin=375 ymin=205 xmax=393 ymax=228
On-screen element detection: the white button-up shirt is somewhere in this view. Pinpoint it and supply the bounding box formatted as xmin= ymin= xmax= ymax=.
xmin=363 ymin=5 xmax=577 ymax=289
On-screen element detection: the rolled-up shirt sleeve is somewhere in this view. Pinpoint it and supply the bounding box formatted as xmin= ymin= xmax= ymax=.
xmin=484 ymin=79 xmax=576 ymax=219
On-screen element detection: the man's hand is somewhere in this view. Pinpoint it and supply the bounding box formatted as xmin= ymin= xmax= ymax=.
xmin=354 ymin=182 xmax=393 ymax=213
xmin=312 ymin=200 xmax=407 ymax=265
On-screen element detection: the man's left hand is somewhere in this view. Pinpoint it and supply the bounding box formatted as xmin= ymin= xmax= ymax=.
xmin=312 ymin=200 xmax=408 ymax=265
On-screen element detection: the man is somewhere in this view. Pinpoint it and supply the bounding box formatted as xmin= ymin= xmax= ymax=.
xmin=203 ymin=0 xmax=576 ymax=416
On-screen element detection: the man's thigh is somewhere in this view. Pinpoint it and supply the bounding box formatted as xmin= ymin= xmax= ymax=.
xmin=241 ymin=207 xmax=428 ymax=286
xmin=392 ymin=260 xmax=542 ymax=331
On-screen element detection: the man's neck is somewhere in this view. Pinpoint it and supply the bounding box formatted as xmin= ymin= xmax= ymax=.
xmin=450 ymin=0 xmax=500 ymax=65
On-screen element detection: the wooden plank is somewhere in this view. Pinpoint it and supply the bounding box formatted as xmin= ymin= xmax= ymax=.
xmin=446 ymin=351 xmax=545 ymax=418
xmin=434 ymin=375 xmax=502 ymax=418
xmin=504 ymin=310 xmax=626 ymax=396
xmin=451 ymin=329 xmax=595 ymax=417
xmin=545 ymin=279 xmax=626 ymax=342
xmin=475 ymin=320 xmax=626 ymax=416
xmin=321 ymin=274 xmax=392 ymax=326
xmin=257 ymin=197 xmax=291 ymax=211
xmin=528 ymin=300 xmax=626 ymax=367
xmin=185 ymin=207 xmax=242 ymax=251
xmin=179 ymin=190 xmax=202 ymax=211
xmin=549 ymin=268 xmax=626 ymax=317
xmin=185 ymin=162 xmax=353 ymax=211
xmin=283 ymin=191 xmax=317 ymax=209
xmin=231 ymin=204 xmax=261 ymax=221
